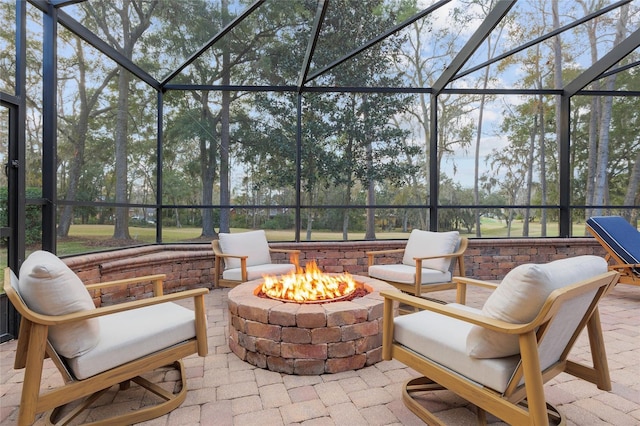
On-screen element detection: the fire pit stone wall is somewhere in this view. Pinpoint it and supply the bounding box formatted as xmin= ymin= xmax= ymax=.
xmin=227 ymin=276 xmax=399 ymax=375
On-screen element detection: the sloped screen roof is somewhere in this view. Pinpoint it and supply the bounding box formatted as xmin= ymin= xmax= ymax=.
xmin=49 ymin=0 xmax=639 ymax=93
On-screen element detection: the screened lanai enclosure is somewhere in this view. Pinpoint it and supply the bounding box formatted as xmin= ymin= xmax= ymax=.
xmin=1 ymin=0 xmax=639 ymax=263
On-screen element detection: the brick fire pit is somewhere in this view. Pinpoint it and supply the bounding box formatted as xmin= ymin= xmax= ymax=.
xmin=227 ymin=275 xmax=398 ymax=375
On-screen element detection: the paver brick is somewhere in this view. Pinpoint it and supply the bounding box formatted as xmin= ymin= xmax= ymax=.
xmin=280 ymin=399 xmax=328 ymax=424
xmin=259 ymin=383 xmax=292 ymax=408
xmin=349 ymin=387 xmax=394 ymax=409
xmin=314 ymin=381 xmax=349 ymax=406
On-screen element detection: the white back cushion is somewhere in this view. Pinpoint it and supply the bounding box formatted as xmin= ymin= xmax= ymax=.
xmin=402 ymin=230 xmax=459 ymax=272
xmin=218 ymin=230 xmax=272 ymax=270
xmin=466 ymin=255 xmax=608 ymax=358
xmin=19 ymin=250 xmax=100 ymax=358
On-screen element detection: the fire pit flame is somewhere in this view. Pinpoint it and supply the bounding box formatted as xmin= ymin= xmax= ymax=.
xmin=261 ymin=260 xmax=356 ymax=303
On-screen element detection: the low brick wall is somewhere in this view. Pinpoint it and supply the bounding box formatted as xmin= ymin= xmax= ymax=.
xmin=276 ymin=238 xmax=606 ymax=280
xmin=63 ymin=244 xmax=215 ymax=306
xmin=63 ymin=238 xmax=606 ymax=306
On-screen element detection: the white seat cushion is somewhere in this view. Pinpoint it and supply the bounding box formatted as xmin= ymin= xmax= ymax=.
xmin=223 ymin=263 xmax=296 ymax=281
xmin=218 ymin=230 xmax=272 ymax=270
xmin=368 ymin=264 xmax=451 ymax=285
xmin=402 ymin=230 xmax=459 ymax=272
xmin=18 ymin=251 xmax=100 ymax=358
xmin=467 ymin=255 xmax=608 ymax=358
xmin=67 ymin=302 xmax=196 ymax=380
xmin=394 ymin=303 xmax=520 ymax=393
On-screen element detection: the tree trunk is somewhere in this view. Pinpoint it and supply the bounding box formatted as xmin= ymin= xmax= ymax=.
xmin=58 ymin=39 xmax=90 ymax=237
xmin=113 ymin=64 xmax=131 ymax=240
xmin=578 ymin=0 xmax=601 ymax=222
xmin=523 ymin=119 xmax=535 ymax=236
xmin=365 ymin=179 xmax=376 ymax=240
xmin=550 ymin=0 xmax=565 ymax=234
xmin=473 ymin=92 xmax=487 ymax=237
xmin=306 ymin=211 xmax=314 ymax=241
xmin=592 ymin=5 xmax=628 ymax=215
xmin=219 ymin=0 xmax=231 ymax=234
xmin=622 ymin=151 xmax=640 ymax=222
xmin=474 ymin=43 xmax=494 ymax=237
xmin=364 ymin=104 xmax=376 ymax=240
xmin=538 ymin=91 xmax=547 ymax=236
xmin=200 ymin=91 xmax=217 ymax=238
xmin=90 ymin=1 xmax=157 ymax=240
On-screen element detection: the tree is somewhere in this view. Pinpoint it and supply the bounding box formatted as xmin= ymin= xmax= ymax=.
xmin=239 ymin=1 xmax=420 ymax=240
xmin=317 ymin=2 xmax=419 ymax=240
xmin=591 ymin=4 xmax=630 ymax=216
xmin=84 ymin=0 xmax=160 ymax=240
xmin=57 ymin=31 xmax=117 ymax=237
xmin=398 ymin=2 xmax=481 ymax=231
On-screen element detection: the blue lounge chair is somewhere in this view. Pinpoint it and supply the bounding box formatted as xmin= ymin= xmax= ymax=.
xmin=586 ymin=215 xmax=640 ymax=286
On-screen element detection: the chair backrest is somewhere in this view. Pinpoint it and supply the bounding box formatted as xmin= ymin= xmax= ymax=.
xmin=217 ymin=230 xmax=272 ymax=269
xmin=505 ymin=269 xmax=616 ymax=398
xmin=467 ymin=255 xmax=608 ymax=359
xmin=465 ymin=256 xmax=614 ymax=398
xmin=11 ymin=251 xmax=101 ymax=359
xmin=449 ymin=237 xmax=467 ymax=275
xmin=402 ymin=230 xmax=460 ymax=272
xmin=587 ymin=216 xmax=640 ymax=274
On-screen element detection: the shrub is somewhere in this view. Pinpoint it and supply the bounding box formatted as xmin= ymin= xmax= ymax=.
xmin=0 ymin=187 xmax=42 ymax=246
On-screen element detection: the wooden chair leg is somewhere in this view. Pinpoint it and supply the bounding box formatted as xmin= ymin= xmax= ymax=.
xmin=47 ymin=388 xmax=110 ymax=425
xmin=402 ymin=377 xmax=448 ymax=426
xmin=519 ymin=331 xmax=549 ymax=426
xmin=476 ymin=407 xmax=487 ymax=425
xmin=45 ymin=361 xmax=188 ymax=426
xmin=586 ymin=308 xmax=611 ymax=391
xmin=18 ymin=324 xmax=48 ymax=426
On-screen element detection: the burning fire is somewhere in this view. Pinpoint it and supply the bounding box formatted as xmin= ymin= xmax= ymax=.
xmin=261 ymin=260 xmax=357 ymax=303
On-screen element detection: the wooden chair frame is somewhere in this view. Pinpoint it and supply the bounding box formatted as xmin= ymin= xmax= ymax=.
xmin=367 ymin=236 xmax=468 ymax=303
xmin=381 ymin=271 xmax=618 ymax=426
xmin=5 ymin=269 xmax=209 ymax=426
xmin=586 ymin=220 xmax=640 ymax=286
xmin=211 ymin=239 xmax=300 ymax=288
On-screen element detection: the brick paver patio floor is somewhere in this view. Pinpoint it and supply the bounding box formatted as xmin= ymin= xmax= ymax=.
xmin=1 ymin=283 xmax=638 ymax=425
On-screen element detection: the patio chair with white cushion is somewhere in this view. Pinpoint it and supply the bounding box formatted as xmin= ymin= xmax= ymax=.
xmin=367 ymin=230 xmax=468 ymax=303
xmin=212 ymin=229 xmax=300 ymax=288
xmin=5 ymin=250 xmax=208 ymax=426
xmin=381 ymin=255 xmax=618 ymax=425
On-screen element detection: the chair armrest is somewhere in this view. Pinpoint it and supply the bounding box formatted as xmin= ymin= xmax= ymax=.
xmin=18 ymin=288 xmax=210 ymax=326
xmin=367 ymin=249 xmax=405 ymax=256
xmin=214 ymin=253 xmax=248 ymax=260
xmin=413 ymin=252 xmax=458 ymax=261
xmin=451 ymin=277 xmax=498 ymax=304
xmin=366 ymin=249 xmax=404 ymax=266
xmin=609 ymin=263 xmax=640 ymax=270
xmin=412 ymin=243 xmax=466 ymax=262
xmin=453 ymin=276 xmax=499 ymax=290
xmin=85 ymin=274 xmax=167 ymax=296
xmin=269 ymin=248 xmax=301 ymax=254
xmin=380 ymin=290 xmax=531 ymax=334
